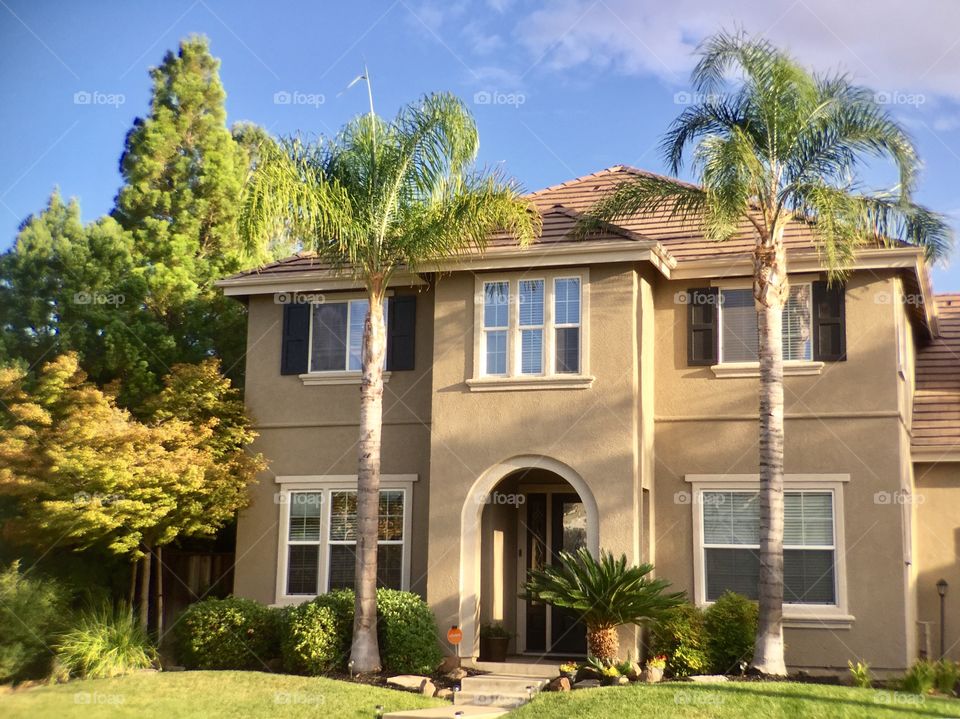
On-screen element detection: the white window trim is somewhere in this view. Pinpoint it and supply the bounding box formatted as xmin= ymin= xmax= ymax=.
xmin=710 ymin=280 xmax=821 ymax=378
xmin=300 ymin=292 xmax=391 ymax=386
xmin=468 ymin=268 xmax=593 ymax=391
xmin=685 ymin=473 xmax=853 ymax=628
xmin=273 ymin=474 xmax=416 ymax=605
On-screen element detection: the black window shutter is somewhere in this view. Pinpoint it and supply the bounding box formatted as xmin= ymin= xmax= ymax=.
xmin=280 ymin=303 xmax=310 ymax=375
xmin=812 ymin=281 xmax=846 ymax=361
xmin=687 ymin=287 xmax=719 ymax=366
xmin=386 ymin=295 xmax=416 ymax=371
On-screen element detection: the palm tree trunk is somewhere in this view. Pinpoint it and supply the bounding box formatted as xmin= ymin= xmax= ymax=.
xmin=350 ymin=281 xmax=386 ymax=674
xmin=139 ymin=544 xmax=152 ymax=633
xmin=588 ymin=625 xmax=619 ymax=662
xmin=751 ymin=239 xmax=788 ymax=676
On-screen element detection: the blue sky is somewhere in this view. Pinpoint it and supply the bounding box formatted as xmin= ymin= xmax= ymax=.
xmin=3 ymin=0 xmax=960 ymax=289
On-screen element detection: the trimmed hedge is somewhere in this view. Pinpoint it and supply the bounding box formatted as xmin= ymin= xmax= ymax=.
xmin=649 ymin=603 xmax=708 ymax=678
xmin=279 ymin=589 xmax=442 ymax=675
xmin=703 ymin=591 xmax=758 ymax=674
xmin=174 ymin=597 xmax=279 ymax=670
xmin=376 ymin=588 xmax=443 ymax=675
xmin=280 ymin=591 xmax=354 ymax=674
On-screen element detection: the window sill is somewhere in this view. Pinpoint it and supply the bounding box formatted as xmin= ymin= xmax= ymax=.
xmin=298 ymin=371 xmax=391 ymax=386
xmin=783 ymin=613 xmax=855 ymax=630
xmin=710 ymin=361 xmax=825 ymax=378
xmin=466 ymin=375 xmax=595 ymax=392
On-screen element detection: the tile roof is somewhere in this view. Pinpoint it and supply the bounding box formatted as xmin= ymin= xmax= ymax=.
xmin=223 ymin=165 xmax=911 ymax=278
xmin=914 ymin=294 xmax=960 ymax=453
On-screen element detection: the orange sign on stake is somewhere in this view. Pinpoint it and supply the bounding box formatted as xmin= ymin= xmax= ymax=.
xmin=447 ymin=626 xmax=463 ymax=645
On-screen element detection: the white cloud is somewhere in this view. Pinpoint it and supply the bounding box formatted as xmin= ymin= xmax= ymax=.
xmin=513 ymin=0 xmax=960 ymax=100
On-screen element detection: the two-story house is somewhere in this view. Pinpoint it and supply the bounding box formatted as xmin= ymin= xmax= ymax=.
xmin=219 ymin=166 xmax=960 ymax=673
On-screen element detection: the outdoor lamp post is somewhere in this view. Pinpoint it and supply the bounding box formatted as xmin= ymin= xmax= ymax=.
xmin=937 ymin=578 xmax=949 ymax=660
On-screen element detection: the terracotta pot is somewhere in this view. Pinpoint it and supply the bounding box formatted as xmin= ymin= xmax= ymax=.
xmin=479 ymin=636 xmax=509 ymax=662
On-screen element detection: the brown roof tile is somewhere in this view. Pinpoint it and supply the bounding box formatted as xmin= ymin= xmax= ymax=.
xmin=913 ymin=294 xmax=960 ymax=452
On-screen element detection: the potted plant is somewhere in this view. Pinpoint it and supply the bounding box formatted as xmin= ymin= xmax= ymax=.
xmin=479 ymin=623 xmax=511 ymax=662
xmin=641 ymin=654 xmax=667 ymax=683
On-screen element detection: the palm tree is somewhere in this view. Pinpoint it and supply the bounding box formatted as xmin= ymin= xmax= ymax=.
xmin=238 ymin=92 xmax=539 ymax=672
xmin=580 ymin=32 xmax=951 ymax=675
xmin=521 ymin=548 xmax=685 ymax=662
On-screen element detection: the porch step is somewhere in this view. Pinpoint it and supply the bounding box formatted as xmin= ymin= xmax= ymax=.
xmin=459 ymin=675 xmax=549 ymax=695
xmin=468 ymin=660 xmax=561 ymax=678
xmin=383 ymin=705 xmax=508 ymax=718
xmin=453 ymin=675 xmax=548 ymax=709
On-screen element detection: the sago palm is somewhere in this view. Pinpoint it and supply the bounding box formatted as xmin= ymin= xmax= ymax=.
xmin=521 ymin=547 xmax=685 ymax=662
xmin=580 ymin=31 xmax=951 ymax=675
xmin=238 ymin=92 xmax=539 ymax=672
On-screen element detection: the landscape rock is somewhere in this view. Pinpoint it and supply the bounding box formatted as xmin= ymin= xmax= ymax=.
xmin=445 ymin=667 xmax=468 ymax=681
xmin=625 ymin=661 xmax=643 ymax=681
xmin=387 ymin=675 xmax=431 ymax=691
xmin=436 ymin=688 xmax=454 ymax=700
xmin=420 ymin=679 xmax=437 ymax=697
xmin=548 ymin=677 xmax=571 ymax=692
xmin=574 ymin=679 xmax=601 ymax=690
xmin=688 ymin=674 xmax=729 ymax=683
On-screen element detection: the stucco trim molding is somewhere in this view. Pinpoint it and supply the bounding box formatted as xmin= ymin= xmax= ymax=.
xmin=685 ymin=473 xmax=850 ymax=484
xmin=466 ymin=376 xmax=595 ymax=392
xmin=912 ymin=448 xmax=960 ymax=463
xmin=710 ymin=361 xmax=825 ymax=378
xmin=298 ymin=371 xmax=392 ymax=386
xmin=274 ymin=474 xmax=419 ymax=485
xmin=458 ymin=455 xmax=600 ymax=659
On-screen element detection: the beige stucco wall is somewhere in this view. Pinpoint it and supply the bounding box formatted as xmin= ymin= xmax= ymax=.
xmin=233 ymin=287 xmax=435 ymax=604
xmin=230 ymin=260 xmax=924 ymax=672
xmin=425 ymin=263 xmax=644 ymax=657
xmin=914 ymin=462 xmax=960 ymax=661
xmin=652 ymin=271 xmax=914 ymax=671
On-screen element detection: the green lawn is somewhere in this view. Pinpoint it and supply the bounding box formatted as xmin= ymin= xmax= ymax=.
xmin=512 ymin=681 xmax=960 ymax=718
xmin=0 ymin=670 xmax=444 ymax=719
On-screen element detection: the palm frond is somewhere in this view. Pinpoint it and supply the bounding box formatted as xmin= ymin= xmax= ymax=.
xmin=576 ymin=174 xmax=707 ymax=238
xmin=521 ymin=547 xmax=685 ymax=630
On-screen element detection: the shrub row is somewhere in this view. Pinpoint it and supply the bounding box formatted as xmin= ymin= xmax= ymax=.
xmin=650 ymin=591 xmax=758 ymax=677
xmin=174 ymin=588 xmax=442 ymax=675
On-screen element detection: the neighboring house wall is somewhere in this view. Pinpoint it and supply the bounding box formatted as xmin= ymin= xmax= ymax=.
xmin=914 ymin=462 xmax=960 ymax=661
xmin=233 ymin=287 xmax=435 ymax=605
xmin=653 ymin=271 xmax=915 ymax=671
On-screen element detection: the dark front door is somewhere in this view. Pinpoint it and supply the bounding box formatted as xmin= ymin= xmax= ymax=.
xmin=523 ymin=492 xmax=587 ymax=655
xmin=549 ymin=493 xmax=587 ymax=655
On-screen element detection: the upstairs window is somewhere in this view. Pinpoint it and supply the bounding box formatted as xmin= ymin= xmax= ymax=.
xmin=478 ymin=271 xmax=586 ymax=379
xmin=309 ymin=298 xmax=386 ymax=372
xmin=719 ymin=284 xmax=812 ymax=363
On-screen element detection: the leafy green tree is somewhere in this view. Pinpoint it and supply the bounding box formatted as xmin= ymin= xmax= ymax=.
xmin=0 ymin=37 xmax=281 ymax=408
xmin=0 ymin=193 xmax=168 ymax=406
xmin=522 ymin=548 xmax=685 ymax=662
xmin=238 ymin=92 xmax=538 ymax=672
xmin=580 ymin=31 xmax=951 ymax=674
xmin=0 ymin=353 xmax=262 ymax=632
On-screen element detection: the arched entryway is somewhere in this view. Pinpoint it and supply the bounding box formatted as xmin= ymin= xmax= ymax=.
xmin=458 ymin=455 xmax=599 ymax=659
